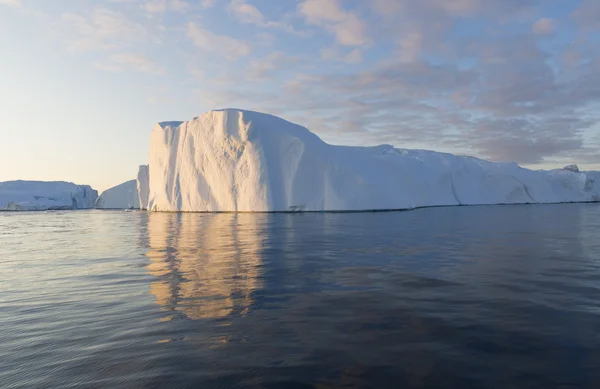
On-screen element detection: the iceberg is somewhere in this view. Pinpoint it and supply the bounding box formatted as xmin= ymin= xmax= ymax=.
xmin=137 ymin=165 xmax=150 ymax=210
xmin=95 ymin=180 xmax=139 ymax=209
xmin=586 ymin=170 xmax=600 ymax=184
xmin=144 ymin=109 xmax=600 ymax=212
xmin=0 ymin=181 xmax=98 ymax=211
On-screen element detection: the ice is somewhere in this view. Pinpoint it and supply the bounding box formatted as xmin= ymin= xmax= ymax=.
xmin=144 ymin=109 xmax=600 ymax=212
xmin=586 ymin=171 xmax=600 ymax=185
xmin=137 ymin=165 xmax=149 ymax=210
xmin=95 ymin=165 xmax=149 ymax=210
xmin=95 ymin=180 xmax=139 ymax=209
xmin=0 ymin=181 xmax=98 ymax=211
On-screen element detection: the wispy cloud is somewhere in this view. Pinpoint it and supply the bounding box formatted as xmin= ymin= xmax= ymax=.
xmin=187 ymin=22 xmax=251 ymax=59
xmin=0 ymin=0 xmax=20 ymax=6
xmin=105 ymin=0 xmax=210 ymax=12
xmin=571 ymin=0 xmax=600 ymax=32
xmin=199 ymin=27 xmax=600 ymax=165
xmin=227 ymin=0 xmax=308 ymax=36
xmin=200 ymin=0 xmax=217 ymax=8
xmin=532 ymin=18 xmax=555 ymax=35
xmin=142 ymin=0 xmax=190 ymax=14
xmin=96 ymin=53 xmax=166 ymax=74
xmin=228 ymin=0 xmax=263 ymax=24
xmin=58 ymin=8 xmax=148 ymax=52
xmin=319 ymin=46 xmax=363 ymax=64
xmin=244 ymin=51 xmax=304 ymax=81
xmin=298 ymin=0 xmax=368 ymax=46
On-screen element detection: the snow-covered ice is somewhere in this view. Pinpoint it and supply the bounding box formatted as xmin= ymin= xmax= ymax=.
xmin=95 ymin=180 xmax=139 ymax=209
xmin=137 ymin=165 xmax=150 ymax=210
xmin=0 ymin=181 xmax=98 ymax=211
xmin=145 ymin=109 xmax=600 ymax=212
xmin=586 ymin=170 xmax=600 ymax=184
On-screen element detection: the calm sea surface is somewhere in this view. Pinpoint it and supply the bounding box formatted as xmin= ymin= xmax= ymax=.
xmin=1 ymin=205 xmax=600 ymax=389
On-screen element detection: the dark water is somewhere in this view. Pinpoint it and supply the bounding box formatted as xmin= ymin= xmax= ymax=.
xmin=1 ymin=204 xmax=600 ymax=389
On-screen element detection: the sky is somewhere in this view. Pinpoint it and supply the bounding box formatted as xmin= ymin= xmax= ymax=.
xmin=1 ymin=0 xmax=600 ymax=192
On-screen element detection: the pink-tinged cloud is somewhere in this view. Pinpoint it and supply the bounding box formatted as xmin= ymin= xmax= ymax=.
xmin=298 ymin=0 xmax=368 ymax=46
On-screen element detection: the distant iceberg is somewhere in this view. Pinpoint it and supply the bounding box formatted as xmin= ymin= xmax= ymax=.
xmin=140 ymin=109 xmax=600 ymax=212
xmin=95 ymin=180 xmax=139 ymax=209
xmin=0 ymin=181 xmax=98 ymax=211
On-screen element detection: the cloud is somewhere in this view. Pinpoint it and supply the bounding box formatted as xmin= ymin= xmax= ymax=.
xmin=571 ymin=0 xmax=600 ymax=32
xmin=142 ymin=0 xmax=190 ymax=13
xmin=197 ymin=27 xmax=600 ymax=165
xmin=344 ymin=48 xmax=362 ymax=64
xmin=143 ymin=0 xmax=168 ymax=13
xmin=200 ymin=0 xmax=217 ymax=8
xmin=398 ymin=31 xmax=422 ymax=63
xmin=244 ymin=51 xmax=304 ymax=81
xmin=105 ymin=0 xmax=208 ymax=12
xmin=532 ymin=18 xmax=555 ymax=35
xmin=319 ymin=46 xmax=362 ymax=64
xmin=185 ymin=0 xmax=600 ymax=166
xmin=0 ymin=0 xmax=20 ymax=6
xmin=228 ymin=0 xmax=308 ymax=36
xmin=97 ymin=53 xmax=166 ymax=74
xmin=30 ymin=0 xmax=600 ymax=168
xmin=58 ymin=8 xmax=148 ymax=52
xmin=187 ymin=22 xmax=251 ymax=59
xmin=298 ymin=0 xmax=368 ymax=46
xmin=228 ymin=0 xmax=263 ymax=24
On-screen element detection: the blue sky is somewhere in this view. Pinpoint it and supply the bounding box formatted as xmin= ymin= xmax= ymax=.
xmin=1 ymin=0 xmax=599 ymax=191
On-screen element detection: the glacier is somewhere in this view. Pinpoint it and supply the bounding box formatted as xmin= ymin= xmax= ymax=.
xmin=144 ymin=109 xmax=600 ymax=212
xmin=95 ymin=180 xmax=140 ymax=209
xmin=0 ymin=181 xmax=98 ymax=211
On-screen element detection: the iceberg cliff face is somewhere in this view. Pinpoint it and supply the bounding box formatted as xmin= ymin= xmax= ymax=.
xmin=0 ymin=181 xmax=98 ymax=211
xmin=137 ymin=165 xmax=149 ymax=210
xmin=146 ymin=109 xmax=600 ymax=212
xmin=586 ymin=171 xmax=600 ymax=184
xmin=96 ymin=180 xmax=139 ymax=209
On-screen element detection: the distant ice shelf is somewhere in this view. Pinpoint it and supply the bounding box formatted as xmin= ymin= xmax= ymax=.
xmin=0 ymin=181 xmax=98 ymax=211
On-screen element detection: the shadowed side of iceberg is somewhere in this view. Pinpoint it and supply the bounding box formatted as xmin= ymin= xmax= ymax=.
xmin=96 ymin=180 xmax=139 ymax=209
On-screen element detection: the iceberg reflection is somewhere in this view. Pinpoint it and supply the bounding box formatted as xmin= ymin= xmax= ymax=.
xmin=146 ymin=213 xmax=266 ymax=320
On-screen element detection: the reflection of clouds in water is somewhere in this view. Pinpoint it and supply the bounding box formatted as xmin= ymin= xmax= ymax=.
xmin=146 ymin=213 xmax=265 ymax=320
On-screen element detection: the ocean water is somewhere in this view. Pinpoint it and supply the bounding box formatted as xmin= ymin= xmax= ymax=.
xmin=1 ymin=204 xmax=600 ymax=389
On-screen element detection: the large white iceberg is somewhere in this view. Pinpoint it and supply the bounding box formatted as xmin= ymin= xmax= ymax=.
xmin=95 ymin=180 xmax=140 ymax=209
xmin=144 ymin=109 xmax=600 ymax=212
xmin=0 ymin=181 xmax=98 ymax=211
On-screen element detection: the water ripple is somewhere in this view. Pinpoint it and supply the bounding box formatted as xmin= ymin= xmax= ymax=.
xmin=1 ymin=205 xmax=600 ymax=388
